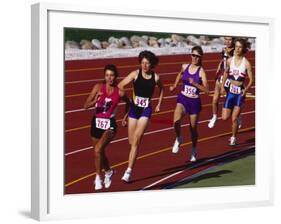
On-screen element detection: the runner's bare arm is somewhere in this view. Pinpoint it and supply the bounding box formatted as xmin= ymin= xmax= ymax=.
xmin=119 ymin=89 xmax=131 ymax=126
xmin=221 ymin=58 xmax=231 ymax=94
xmin=155 ymin=73 xmax=164 ymax=112
xmin=117 ymin=70 xmax=138 ymax=90
xmin=169 ymin=64 xmax=186 ymax=92
xmin=216 ymin=60 xmax=223 ymax=75
xmin=83 ymin=83 xmax=102 ymax=109
xmin=243 ymin=60 xmax=254 ymax=95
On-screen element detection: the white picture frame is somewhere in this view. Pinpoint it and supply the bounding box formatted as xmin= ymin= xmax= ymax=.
xmin=31 ymin=2 xmax=274 ymax=221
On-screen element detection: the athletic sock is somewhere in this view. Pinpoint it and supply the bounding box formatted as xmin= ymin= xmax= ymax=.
xmin=126 ymin=167 xmax=132 ymax=173
xmin=191 ymin=147 xmax=197 ymax=155
xmin=177 ymin=136 xmax=182 ymax=142
xmin=95 ymin=174 xmax=101 ymax=181
xmin=105 ymin=169 xmax=112 ymax=176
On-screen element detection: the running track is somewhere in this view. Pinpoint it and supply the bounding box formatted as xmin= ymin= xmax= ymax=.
xmin=64 ymin=51 xmax=255 ymax=194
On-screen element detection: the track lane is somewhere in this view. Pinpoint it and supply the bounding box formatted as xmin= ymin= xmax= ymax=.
xmin=64 ymin=98 xmax=255 ymax=153
xmin=65 ymin=109 xmax=255 ymax=189
xmin=64 ymin=51 xmax=256 ymax=194
xmin=65 ymin=125 xmax=255 ymax=194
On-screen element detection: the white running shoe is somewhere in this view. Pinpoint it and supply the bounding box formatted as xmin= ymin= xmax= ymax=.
xmin=229 ymin=136 xmax=236 ymax=146
xmin=104 ymin=169 xmax=113 ymax=188
xmin=121 ymin=171 xmax=131 ymax=183
xmin=190 ymin=153 xmax=197 ymax=162
xmin=237 ymin=116 xmax=242 ymax=129
xmin=208 ymin=116 xmax=217 ymax=128
xmin=94 ymin=176 xmax=103 ymax=190
xmin=172 ymin=136 xmax=183 ymax=153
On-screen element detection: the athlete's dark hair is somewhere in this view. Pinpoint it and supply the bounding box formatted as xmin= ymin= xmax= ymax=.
xmin=103 ymin=64 xmax=119 ymax=86
xmin=234 ymin=38 xmax=250 ymax=54
xmin=225 ymin=36 xmax=235 ymax=48
xmin=138 ymin=50 xmax=159 ymax=69
xmin=191 ymin=45 xmax=204 ymax=66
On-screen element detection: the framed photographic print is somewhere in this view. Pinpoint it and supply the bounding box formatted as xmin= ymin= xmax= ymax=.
xmin=31 ymin=2 xmax=274 ymax=221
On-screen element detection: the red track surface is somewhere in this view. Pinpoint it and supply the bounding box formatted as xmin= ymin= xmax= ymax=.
xmin=64 ymin=51 xmax=255 ymax=194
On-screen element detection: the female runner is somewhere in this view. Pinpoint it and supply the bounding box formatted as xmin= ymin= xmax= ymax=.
xmin=170 ymin=46 xmax=209 ymax=162
xmin=84 ymin=64 xmax=130 ymax=190
xmin=118 ymin=50 xmax=164 ymax=182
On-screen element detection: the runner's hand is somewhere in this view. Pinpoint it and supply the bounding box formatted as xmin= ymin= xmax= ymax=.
xmin=169 ymin=85 xmax=176 ymax=92
xmin=122 ymin=117 xmax=127 ymax=127
xmin=155 ymin=103 xmax=161 ymax=113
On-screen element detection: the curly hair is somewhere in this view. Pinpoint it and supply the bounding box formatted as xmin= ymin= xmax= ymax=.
xmin=138 ymin=50 xmax=159 ymax=69
xmin=234 ymin=38 xmax=249 ymax=54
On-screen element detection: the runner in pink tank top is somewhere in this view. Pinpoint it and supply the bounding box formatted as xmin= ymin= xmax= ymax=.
xmin=95 ymin=83 xmax=120 ymax=119
xmin=83 ymin=64 xmax=130 ymax=191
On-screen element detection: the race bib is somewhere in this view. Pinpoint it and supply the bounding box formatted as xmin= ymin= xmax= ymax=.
xmin=135 ymin=96 xmax=149 ymax=108
xmin=224 ymin=79 xmax=231 ymax=88
xmin=182 ymin=85 xmax=198 ymax=98
xmin=96 ymin=118 xmax=111 ymax=130
xmin=229 ymin=84 xmax=241 ymax=94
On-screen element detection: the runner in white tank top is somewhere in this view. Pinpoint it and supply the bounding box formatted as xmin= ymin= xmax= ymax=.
xmin=221 ymin=38 xmax=254 ymax=146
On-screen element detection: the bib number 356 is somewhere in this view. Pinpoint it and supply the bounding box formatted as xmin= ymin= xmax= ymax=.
xmin=182 ymin=85 xmax=197 ymax=98
xmin=96 ymin=118 xmax=111 ymax=130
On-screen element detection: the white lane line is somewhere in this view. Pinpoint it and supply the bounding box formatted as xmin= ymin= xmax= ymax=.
xmin=65 ymin=64 xmax=255 ymax=84
xmin=65 ymin=95 xmax=178 ymax=114
xmin=65 ymin=72 xmax=179 ymax=84
xmin=65 ymin=81 xmax=256 ymax=114
xmin=142 ymin=145 xmax=255 ymax=190
xmin=65 ymin=90 xmax=216 ymax=114
xmin=65 ymin=69 xmax=218 ymax=84
xmin=65 ymin=110 xmax=255 ymax=156
xmin=65 ymin=107 xmax=92 ymax=114
xmin=142 ymin=171 xmax=184 ymax=190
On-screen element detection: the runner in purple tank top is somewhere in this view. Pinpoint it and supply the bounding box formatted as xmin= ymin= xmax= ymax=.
xmin=169 ymin=46 xmax=209 ymax=162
